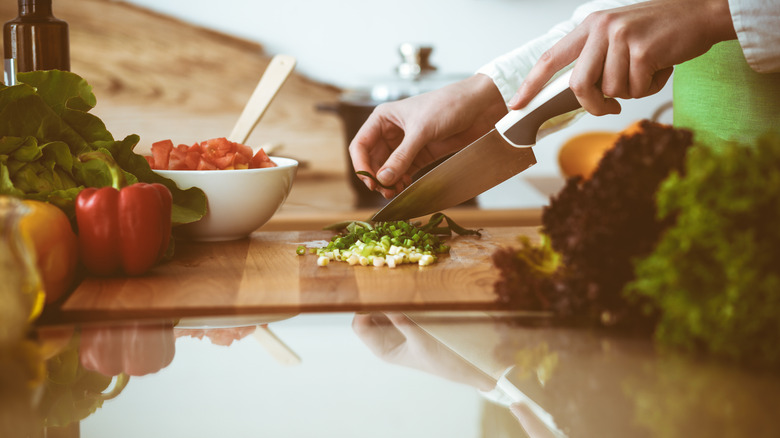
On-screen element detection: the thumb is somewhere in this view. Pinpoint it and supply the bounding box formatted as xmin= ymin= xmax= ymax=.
xmin=385 ymin=312 xmax=422 ymax=339
xmin=376 ymin=134 xmax=425 ymax=186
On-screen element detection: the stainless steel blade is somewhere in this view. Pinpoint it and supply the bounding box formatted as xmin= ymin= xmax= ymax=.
xmin=371 ymin=129 xmax=536 ymax=221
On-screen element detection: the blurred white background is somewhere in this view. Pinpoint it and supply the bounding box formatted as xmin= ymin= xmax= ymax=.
xmin=122 ymin=0 xmax=585 ymax=89
xmin=121 ymin=0 xmax=674 ymax=207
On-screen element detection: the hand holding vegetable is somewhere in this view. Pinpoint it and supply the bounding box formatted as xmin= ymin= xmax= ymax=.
xmin=349 ymin=74 xmax=506 ymax=198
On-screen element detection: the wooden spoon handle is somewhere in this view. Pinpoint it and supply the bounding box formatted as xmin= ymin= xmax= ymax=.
xmin=228 ymin=54 xmax=297 ymax=145
xmin=253 ymin=324 xmax=301 ymax=366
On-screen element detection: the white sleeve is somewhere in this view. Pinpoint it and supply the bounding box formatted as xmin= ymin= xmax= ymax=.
xmin=476 ymin=0 xmax=642 ymax=103
xmin=729 ymin=0 xmax=780 ymax=73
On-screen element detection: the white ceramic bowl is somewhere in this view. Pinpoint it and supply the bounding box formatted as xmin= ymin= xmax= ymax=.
xmin=154 ymin=157 xmax=297 ymax=241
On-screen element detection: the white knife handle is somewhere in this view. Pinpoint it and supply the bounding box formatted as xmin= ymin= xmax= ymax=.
xmin=495 ymin=69 xmax=580 ymax=148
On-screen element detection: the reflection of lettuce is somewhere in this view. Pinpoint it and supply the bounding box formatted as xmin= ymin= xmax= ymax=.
xmin=0 ymin=70 xmax=205 ymax=225
xmin=623 ymin=355 xmax=779 ymax=438
xmin=1 ymin=333 xmax=128 ymax=432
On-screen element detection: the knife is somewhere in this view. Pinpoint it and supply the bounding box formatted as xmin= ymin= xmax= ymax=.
xmin=372 ymin=69 xmax=581 ymax=222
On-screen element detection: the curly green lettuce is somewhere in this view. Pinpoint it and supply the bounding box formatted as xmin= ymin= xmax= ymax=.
xmin=626 ymin=132 xmax=780 ymax=367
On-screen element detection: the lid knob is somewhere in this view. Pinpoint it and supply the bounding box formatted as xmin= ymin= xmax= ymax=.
xmin=396 ymin=43 xmax=437 ymax=80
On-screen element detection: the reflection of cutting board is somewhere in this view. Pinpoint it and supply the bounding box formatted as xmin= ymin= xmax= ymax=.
xmin=60 ymin=227 xmax=538 ymax=320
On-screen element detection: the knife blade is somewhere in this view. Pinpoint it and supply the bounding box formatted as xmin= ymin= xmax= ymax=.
xmin=372 ymin=69 xmax=581 ymax=221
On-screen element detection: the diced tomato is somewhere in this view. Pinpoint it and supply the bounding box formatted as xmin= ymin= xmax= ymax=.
xmin=258 ymin=160 xmax=277 ymax=168
xmin=214 ymin=152 xmax=236 ymax=169
xmin=198 ymin=148 xmax=215 ymax=167
xmin=151 ymin=140 xmax=173 ymax=170
xmin=199 ymin=148 xmax=218 ymax=167
xmin=249 ymin=148 xmax=277 ymax=169
xmin=234 ymin=151 xmax=250 ymax=168
xmin=185 ymin=150 xmax=201 ymax=170
xmin=144 ymin=155 xmax=156 ymax=169
xmin=169 ymin=146 xmax=188 ymax=170
xmin=207 ymin=137 xmax=233 ymax=155
xmin=197 ymin=158 xmax=217 ymax=170
xmin=236 ymin=143 xmax=253 ymax=159
xmin=145 ymin=138 xmax=274 ymax=171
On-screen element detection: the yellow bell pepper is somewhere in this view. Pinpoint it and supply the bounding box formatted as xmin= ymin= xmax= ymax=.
xmin=17 ymin=199 xmax=79 ymax=305
xmin=1 ymin=197 xmax=45 ymax=329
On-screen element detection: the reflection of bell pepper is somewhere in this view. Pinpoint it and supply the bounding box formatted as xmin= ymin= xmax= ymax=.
xmin=75 ymin=153 xmax=172 ymax=276
xmin=18 ymin=199 xmax=79 ymax=304
xmin=79 ymin=321 xmax=175 ymax=377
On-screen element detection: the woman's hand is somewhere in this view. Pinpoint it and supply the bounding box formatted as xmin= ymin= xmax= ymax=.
xmin=349 ymin=74 xmax=507 ymax=198
xmin=352 ymin=312 xmax=497 ymax=391
xmin=510 ymin=0 xmax=737 ymax=116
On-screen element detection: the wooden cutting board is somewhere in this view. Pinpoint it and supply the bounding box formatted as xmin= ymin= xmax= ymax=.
xmin=60 ymin=227 xmax=538 ymax=320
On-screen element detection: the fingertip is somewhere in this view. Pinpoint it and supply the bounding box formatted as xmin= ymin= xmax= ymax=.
xmin=352 ymin=313 xmax=370 ymax=329
xmin=508 ymin=92 xmax=522 ymax=109
xmin=353 ymin=170 xmax=374 ymax=191
xmin=378 ymin=187 xmax=396 ymax=200
xmin=579 ymin=92 xmax=622 ymax=117
xmin=649 ymin=67 xmax=674 ymax=95
xmin=510 ymin=80 xmax=536 ymax=110
xmin=363 ymin=178 xmax=376 ymax=192
xmin=606 ymin=98 xmax=622 ymax=115
xmin=377 ymin=168 xmax=396 ymax=186
xmin=385 ymin=312 xmax=412 ymax=327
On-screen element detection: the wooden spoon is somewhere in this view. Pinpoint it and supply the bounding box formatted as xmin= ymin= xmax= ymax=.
xmin=228 ymin=54 xmax=297 ymax=145
xmin=253 ymin=324 xmax=301 ymax=366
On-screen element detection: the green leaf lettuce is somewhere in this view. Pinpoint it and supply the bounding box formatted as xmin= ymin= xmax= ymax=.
xmin=0 ymin=70 xmax=205 ymax=225
xmin=626 ymin=132 xmax=780 ymax=367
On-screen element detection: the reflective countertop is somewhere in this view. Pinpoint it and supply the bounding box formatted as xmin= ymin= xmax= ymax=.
xmin=4 ymin=310 xmax=780 ymax=438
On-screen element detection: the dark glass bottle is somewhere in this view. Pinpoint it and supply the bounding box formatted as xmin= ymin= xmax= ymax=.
xmin=3 ymin=0 xmax=70 ymax=84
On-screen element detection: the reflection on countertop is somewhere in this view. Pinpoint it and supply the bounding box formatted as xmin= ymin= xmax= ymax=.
xmin=3 ymin=312 xmax=779 ymax=438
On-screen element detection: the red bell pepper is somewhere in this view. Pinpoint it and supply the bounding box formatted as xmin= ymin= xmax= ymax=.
xmin=75 ymin=154 xmax=172 ymax=276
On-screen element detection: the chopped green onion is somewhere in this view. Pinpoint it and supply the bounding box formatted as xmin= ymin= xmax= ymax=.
xmin=297 ymin=214 xmax=480 ymax=267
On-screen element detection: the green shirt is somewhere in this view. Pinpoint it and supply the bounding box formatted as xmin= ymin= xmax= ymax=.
xmin=673 ymin=40 xmax=780 ymax=147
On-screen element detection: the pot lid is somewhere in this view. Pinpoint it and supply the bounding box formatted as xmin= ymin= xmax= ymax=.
xmin=340 ymin=43 xmax=467 ymax=105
